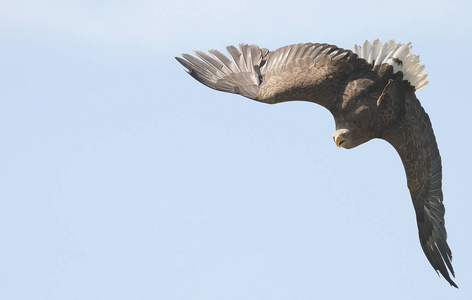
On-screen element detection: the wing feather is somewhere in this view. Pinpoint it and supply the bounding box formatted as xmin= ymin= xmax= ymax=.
xmin=208 ymin=49 xmax=238 ymax=73
xmin=382 ymin=93 xmax=457 ymax=288
xmin=176 ymin=42 xmax=365 ymax=108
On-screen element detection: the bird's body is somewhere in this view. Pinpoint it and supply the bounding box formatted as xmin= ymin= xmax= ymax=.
xmin=176 ymin=40 xmax=457 ymax=287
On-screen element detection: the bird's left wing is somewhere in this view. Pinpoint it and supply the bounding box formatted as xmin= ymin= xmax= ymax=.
xmin=176 ymin=43 xmax=368 ymax=110
xmin=381 ymin=90 xmax=457 ymax=288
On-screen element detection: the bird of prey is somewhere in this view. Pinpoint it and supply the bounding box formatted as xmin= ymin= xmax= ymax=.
xmin=175 ymin=39 xmax=457 ymax=287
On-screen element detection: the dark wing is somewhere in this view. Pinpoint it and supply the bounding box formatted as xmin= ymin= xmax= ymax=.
xmin=382 ymin=91 xmax=457 ymax=288
xmin=176 ymin=43 xmax=367 ymax=110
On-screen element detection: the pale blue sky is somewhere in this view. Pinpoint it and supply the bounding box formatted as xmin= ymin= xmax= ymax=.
xmin=1 ymin=0 xmax=471 ymax=299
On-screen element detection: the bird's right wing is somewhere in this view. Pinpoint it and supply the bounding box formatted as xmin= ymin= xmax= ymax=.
xmin=176 ymin=43 xmax=368 ymax=110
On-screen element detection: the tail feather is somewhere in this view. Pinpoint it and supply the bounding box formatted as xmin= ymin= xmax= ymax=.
xmin=354 ymin=39 xmax=429 ymax=91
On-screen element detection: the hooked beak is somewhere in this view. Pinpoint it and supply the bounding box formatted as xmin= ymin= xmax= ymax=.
xmin=334 ymin=136 xmax=344 ymax=148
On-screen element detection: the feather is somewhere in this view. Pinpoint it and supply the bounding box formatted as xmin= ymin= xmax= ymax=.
xmin=354 ymin=40 xmax=428 ymax=91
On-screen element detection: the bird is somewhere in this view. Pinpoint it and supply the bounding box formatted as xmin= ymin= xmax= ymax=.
xmin=175 ymin=39 xmax=457 ymax=288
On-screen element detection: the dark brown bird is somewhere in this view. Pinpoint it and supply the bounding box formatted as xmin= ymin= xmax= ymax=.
xmin=176 ymin=40 xmax=457 ymax=287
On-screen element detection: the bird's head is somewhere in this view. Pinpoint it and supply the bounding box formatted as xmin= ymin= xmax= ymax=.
xmin=332 ymin=126 xmax=377 ymax=149
xmin=332 ymin=104 xmax=379 ymax=150
xmin=332 ymin=129 xmax=351 ymax=149
xmin=332 ymin=78 xmax=401 ymax=150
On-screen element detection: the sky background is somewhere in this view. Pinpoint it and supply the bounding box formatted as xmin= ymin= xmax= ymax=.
xmin=1 ymin=0 xmax=471 ymax=299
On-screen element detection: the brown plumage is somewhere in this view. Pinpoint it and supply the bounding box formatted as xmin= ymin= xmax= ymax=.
xmin=176 ymin=41 xmax=457 ymax=287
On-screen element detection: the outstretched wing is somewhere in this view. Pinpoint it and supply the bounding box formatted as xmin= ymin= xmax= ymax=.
xmin=176 ymin=43 xmax=367 ymax=110
xmin=382 ymin=92 xmax=457 ymax=288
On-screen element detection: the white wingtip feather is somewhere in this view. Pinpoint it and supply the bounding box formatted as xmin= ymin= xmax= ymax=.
xmin=354 ymin=40 xmax=428 ymax=91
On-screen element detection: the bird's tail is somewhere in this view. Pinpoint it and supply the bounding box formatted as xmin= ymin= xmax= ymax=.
xmin=354 ymin=39 xmax=428 ymax=91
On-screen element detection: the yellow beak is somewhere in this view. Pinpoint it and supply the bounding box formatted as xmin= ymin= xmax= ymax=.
xmin=334 ymin=136 xmax=342 ymax=148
